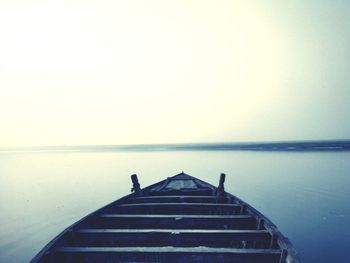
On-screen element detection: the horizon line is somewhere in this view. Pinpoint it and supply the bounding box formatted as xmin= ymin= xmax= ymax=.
xmin=1 ymin=139 xmax=350 ymax=152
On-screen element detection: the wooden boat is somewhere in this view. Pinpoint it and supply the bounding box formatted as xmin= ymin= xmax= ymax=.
xmin=31 ymin=172 xmax=300 ymax=263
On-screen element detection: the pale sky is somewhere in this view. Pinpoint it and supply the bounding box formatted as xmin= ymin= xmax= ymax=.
xmin=0 ymin=1 xmax=349 ymax=147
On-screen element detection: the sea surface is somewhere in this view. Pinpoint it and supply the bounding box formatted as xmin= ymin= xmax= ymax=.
xmin=0 ymin=149 xmax=349 ymax=262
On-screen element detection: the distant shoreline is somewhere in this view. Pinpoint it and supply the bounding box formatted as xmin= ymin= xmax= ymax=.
xmin=1 ymin=140 xmax=350 ymax=153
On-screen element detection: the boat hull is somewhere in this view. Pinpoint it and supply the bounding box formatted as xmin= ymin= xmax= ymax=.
xmin=31 ymin=172 xmax=300 ymax=263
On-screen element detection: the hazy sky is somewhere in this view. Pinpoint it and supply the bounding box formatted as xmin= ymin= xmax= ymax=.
xmin=1 ymin=1 xmax=349 ymax=146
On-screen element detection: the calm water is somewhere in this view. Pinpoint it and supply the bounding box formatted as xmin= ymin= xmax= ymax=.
xmin=0 ymin=150 xmax=349 ymax=262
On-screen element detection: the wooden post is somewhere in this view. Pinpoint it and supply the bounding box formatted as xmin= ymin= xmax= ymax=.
xmin=131 ymin=174 xmax=142 ymax=196
xmin=216 ymin=173 xmax=226 ymax=202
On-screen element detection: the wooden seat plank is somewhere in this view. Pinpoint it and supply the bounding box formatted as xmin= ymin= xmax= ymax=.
xmin=70 ymin=229 xmax=271 ymax=248
xmin=112 ymin=203 xmax=241 ymax=215
xmin=52 ymin=247 xmax=282 ymax=263
xmin=92 ymin=214 xmax=256 ymax=230
xmin=127 ymin=196 xmax=228 ymax=204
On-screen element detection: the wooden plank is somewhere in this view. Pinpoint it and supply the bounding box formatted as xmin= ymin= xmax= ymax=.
xmin=111 ymin=203 xmax=241 ymax=215
xmin=69 ymin=229 xmax=271 ymax=248
xmin=76 ymin=229 xmax=268 ymax=234
xmin=132 ymin=195 xmax=216 ymax=199
xmin=52 ymin=246 xmax=282 ymax=263
xmin=92 ymin=214 xmax=256 ymax=230
xmin=100 ymin=214 xmax=246 ymax=218
xmin=119 ymin=203 xmax=239 ymax=208
xmin=148 ymin=189 xmax=214 ymax=196
xmin=127 ymin=196 xmax=224 ymax=204
xmin=56 ymin=246 xmax=281 ymax=253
